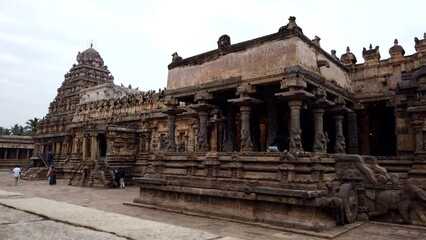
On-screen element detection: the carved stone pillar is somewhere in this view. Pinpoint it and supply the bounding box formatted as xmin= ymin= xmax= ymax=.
xmin=167 ymin=113 xmax=177 ymax=151
xmin=82 ymin=136 xmax=88 ymax=160
xmin=312 ymin=108 xmax=326 ymax=153
xmin=90 ymin=134 xmax=98 ymax=160
xmin=334 ymin=115 xmax=346 ymax=153
xmin=240 ymin=105 xmax=253 ymax=151
xmin=164 ymin=97 xmax=183 ymax=152
xmin=228 ymin=84 xmax=262 ymax=152
xmin=188 ymin=123 xmax=196 ymax=152
xmin=209 ymin=111 xmax=222 ymax=152
xmin=225 ymin=105 xmax=235 ymax=152
xmin=413 ymin=121 xmax=423 ymax=153
xmin=198 ymin=110 xmax=209 ymax=151
xmin=309 ymin=87 xmax=334 ymax=153
xmin=189 ymin=91 xmax=216 ymax=152
xmin=347 ymin=112 xmax=359 ymax=154
xmin=275 ymin=69 xmax=314 ymax=153
xmin=288 ymin=100 xmax=303 ymax=152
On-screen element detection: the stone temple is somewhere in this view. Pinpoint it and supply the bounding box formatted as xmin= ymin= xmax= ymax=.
xmin=29 ymin=17 xmax=426 ymax=231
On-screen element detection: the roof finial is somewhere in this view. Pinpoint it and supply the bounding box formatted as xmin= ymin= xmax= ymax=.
xmin=90 ymin=40 xmax=93 ymax=48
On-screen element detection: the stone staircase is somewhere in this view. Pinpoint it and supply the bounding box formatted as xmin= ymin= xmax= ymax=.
xmin=376 ymin=156 xmax=415 ymax=180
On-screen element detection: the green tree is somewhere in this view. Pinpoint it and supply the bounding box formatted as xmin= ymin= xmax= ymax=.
xmin=10 ymin=124 xmax=24 ymax=136
xmin=25 ymin=118 xmax=39 ymax=135
xmin=0 ymin=127 xmax=11 ymax=135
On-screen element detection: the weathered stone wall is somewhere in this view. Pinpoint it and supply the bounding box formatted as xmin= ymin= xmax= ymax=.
xmin=167 ymin=37 xmax=351 ymax=91
xmin=351 ymin=56 xmax=418 ymax=96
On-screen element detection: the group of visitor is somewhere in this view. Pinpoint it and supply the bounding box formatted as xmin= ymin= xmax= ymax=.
xmin=12 ymin=152 xmax=126 ymax=188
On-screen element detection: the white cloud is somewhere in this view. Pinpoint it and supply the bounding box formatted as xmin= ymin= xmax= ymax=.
xmin=0 ymin=52 xmax=22 ymax=64
xmin=0 ymin=13 xmax=18 ymax=25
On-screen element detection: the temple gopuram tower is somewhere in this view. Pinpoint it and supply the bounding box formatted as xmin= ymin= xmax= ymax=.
xmin=34 ymin=46 xmax=114 ymax=165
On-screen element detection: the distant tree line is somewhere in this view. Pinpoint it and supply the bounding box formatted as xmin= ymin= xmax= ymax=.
xmin=0 ymin=118 xmax=39 ymax=136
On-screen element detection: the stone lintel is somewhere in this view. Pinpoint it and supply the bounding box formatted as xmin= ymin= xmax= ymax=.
xmin=189 ymin=103 xmax=217 ymax=112
xmin=309 ymin=98 xmax=335 ymax=109
xmin=275 ymin=89 xmax=314 ymax=101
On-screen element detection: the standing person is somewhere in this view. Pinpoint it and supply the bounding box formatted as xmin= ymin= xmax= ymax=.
xmin=12 ymin=165 xmax=21 ymax=186
xmin=46 ymin=166 xmax=57 ymax=185
xmin=114 ymin=169 xmax=120 ymax=188
xmin=269 ymin=131 xmax=289 ymax=152
xmin=118 ymin=168 xmax=125 ymax=188
xmin=47 ymin=151 xmax=54 ymax=167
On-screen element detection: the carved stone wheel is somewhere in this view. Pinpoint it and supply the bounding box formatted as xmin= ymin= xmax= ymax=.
xmin=338 ymin=183 xmax=358 ymax=223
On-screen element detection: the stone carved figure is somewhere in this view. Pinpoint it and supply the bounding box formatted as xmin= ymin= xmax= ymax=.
xmin=278 ymin=16 xmax=303 ymax=33
xmin=217 ymin=34 xmax=231 ymax=49
xmin=368 ymin=179 xmax=426 ymax=224
xmin=172 ymin=52 xmax=182 ymax=62
xmin=240 ymin=128 xmax=253 ymax=150
xmin=197 ymin=128 xmax=208 ymax=151
xmin=160 ymin=134 xmax=168 ymax=149
xmin=289 ymin=128 xmax=303 ymax=152
xmin=340 ymin=47 xmax=357 ymax=65
xmin=313 ymin=132 xmax=328 ymax=153
xmin=335 ymin=134 xmax=346 ymax=154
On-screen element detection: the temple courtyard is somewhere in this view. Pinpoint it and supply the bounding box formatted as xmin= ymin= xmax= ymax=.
xmin=0 ymin=171 xmax=424 ymax=240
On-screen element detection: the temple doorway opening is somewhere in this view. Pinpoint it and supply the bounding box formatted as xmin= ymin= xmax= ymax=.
xmin=359 ymin=101 xmax=396 ymax=156
xmin=98 ymin=133 xmax=107 ymax=157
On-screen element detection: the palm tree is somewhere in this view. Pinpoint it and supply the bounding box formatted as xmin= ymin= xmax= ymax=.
xmin=10 ymin=124 xmax=24 ymax=136
xmin=25 ymin=118 xmax=39 ymax=135
xmin=0 ymin=127 xmax=11 ymax=135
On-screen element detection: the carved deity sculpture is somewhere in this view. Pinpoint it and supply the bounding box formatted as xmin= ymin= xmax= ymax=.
xmin=313 ymin=132 xmax=327 ymax=153
xmin=335 ymin=134 xmax=346 ymax=154
xmin=289 ymin=128 xmax=303 ymax=152
xmin=197 ymin=127 xmax=209 ymax=151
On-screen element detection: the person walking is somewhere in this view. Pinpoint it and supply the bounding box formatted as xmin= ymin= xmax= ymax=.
xmin=12 ymin=165 xmax=21 ymax=186
xmin=46 ymin=166 xmax=57 ymax=185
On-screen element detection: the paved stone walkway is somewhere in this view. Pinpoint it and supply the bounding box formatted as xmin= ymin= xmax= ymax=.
xmin=1 ymin=170 xmax=426 ymax=239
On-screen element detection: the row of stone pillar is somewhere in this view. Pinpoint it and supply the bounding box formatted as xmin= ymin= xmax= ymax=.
xmin=0 ymin=148 xmax=32 ymax=160
xmin=164 ymin=87 xmax=357 ymax=154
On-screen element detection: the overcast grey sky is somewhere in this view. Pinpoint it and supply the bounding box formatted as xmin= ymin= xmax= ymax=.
xmin=0 ymin=0 xmax=425 ymax=128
